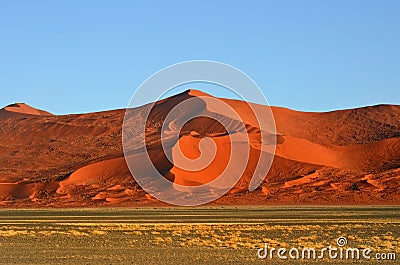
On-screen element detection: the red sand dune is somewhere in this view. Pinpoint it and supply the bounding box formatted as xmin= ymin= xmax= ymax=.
xmin=0 ymin=90 xmax=399 ymax=207
xmin=3 ymin=103 xmax=53 ymax=116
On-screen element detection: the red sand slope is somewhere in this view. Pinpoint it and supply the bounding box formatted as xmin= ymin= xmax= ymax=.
xmin=0 ymin=91 xmax=399 ymax=207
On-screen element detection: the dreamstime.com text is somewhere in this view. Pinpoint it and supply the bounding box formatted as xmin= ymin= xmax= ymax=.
xmin=257 ymin=237 xmax=396 ymax=261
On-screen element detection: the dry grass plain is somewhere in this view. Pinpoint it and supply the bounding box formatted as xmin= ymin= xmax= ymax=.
xmin=0 ymin=207 xmax=398 ymax=264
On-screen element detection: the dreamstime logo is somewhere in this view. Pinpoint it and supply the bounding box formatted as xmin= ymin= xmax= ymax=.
xmin=337 ymin=236 xmax=348 ymax=247
xmin=122 ymin=61 xmax=276 ymax=206
xmin=257 ymin=236 xmax=397 ymax=261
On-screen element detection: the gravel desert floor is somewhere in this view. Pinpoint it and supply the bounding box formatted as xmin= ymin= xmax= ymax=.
xmin=0 ymin=207 xmax=398 ymax=264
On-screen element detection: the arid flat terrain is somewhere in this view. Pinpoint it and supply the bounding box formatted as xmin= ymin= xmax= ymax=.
xmin=0 ymin=90 xmax=399 ymax=206
xmin=0 ymin=207 xmax=398 ymax=264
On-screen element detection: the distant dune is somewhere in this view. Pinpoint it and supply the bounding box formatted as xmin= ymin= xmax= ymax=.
xmin=3 ymin=103 xmax=53 ymax=116
xmin=0 ymin=90 xmax=399 ymax=207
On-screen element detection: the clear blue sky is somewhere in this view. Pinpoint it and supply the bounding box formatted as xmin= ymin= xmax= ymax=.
xmin=1 ymin=0 xmax=399 ymax=114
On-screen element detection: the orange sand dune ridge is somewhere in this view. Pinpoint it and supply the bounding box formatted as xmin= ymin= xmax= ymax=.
xmin=0 ymin=90 xmax=399 ymax=207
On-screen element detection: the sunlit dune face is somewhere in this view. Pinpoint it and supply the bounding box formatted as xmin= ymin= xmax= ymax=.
xmin=172 ymin=134 xmax=232 ymax=186
xmin=176 ymin=134 xmax=216 ymax=162
xmin=171 ymin=119 xmax=266 ymax=188
xmin=136 ymin=93 xmax=273 ymax=195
